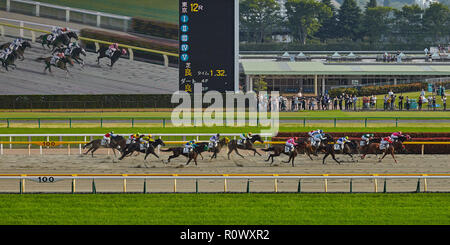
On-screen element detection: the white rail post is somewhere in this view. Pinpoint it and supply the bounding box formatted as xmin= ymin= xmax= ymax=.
xmin=0 ymin=25 xmax=5 ymax=39
xmin=0 ymin=144 xmax=3 ymax=155
xmin=163 ymin=54 xmax=169 ymax=67
xmin=65 ymin=7 xmax=70 ymax=22
xmin=128 ymin=48 xmax=133 ymax=61
xmin=6 ymin=0 xmax=10 ymax=12
xmin=31 ymin=31 xmax=36 ymax=43
xmin=96 ymin=12 xmax=101 ymax=27
xmin=36 ymin=2 xmax=40 ymax=17
xmin=19 ymin=21 xmax=24 ymax=38
xmin=123 ymin=174 xmax=127 ymax=193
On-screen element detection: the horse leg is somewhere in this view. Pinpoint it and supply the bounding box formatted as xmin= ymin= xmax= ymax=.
xmin=378 ymin=151 xmax=388 ymax=162
xmin=322 ymin=153 xmax=329 ymax=165
xmin=91 ymin=147 xmax=99 ymax=158
xmin=331 ymin=152 xmax=341 ymax=165
xmin=390 ymin=150 xmax=398 ymax=164
xmin=234 ymin=149 xmax=245 ymax=158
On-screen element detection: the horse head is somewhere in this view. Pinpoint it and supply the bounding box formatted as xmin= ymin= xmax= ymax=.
xmin=121 ymin=48 xmax=127 ymax=56
xmin=250 ymin=134 xmax=264 ymax=144
xmin=154 ymin=138 xmax=165 ymax=147
xmin=67 ymin=31 xmax=78 ymax=40
xmin=22 ymin=41 xmax=31 ymax=49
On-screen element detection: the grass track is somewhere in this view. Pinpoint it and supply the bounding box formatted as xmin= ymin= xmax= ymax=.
xmin=2 ymin=126 xmax=450 ymax=135
xmin=0 ymin=193 xmax=448 ymax=225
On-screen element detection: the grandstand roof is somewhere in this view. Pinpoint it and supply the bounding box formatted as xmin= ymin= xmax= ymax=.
xmin=240 ymin=61 xmax=450 ymax=76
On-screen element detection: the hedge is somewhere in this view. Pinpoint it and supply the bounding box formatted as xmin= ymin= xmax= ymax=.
xmin=274 ymin=132 xmax=450 ymax=154
xmin=329 ymin=82 xmax=429 ymax=97
xmin=79 ymin=28 xmax=178 ymax=65
xmin=131 ymin=17 xmax=178 ymax=40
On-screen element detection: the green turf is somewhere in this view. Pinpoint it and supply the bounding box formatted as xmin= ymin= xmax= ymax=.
xmin=38 ymin=0 xmax=178 ymax=23
xmin=1 ymin=110 xmax=450 ymax=118
xmin=0 ymin=193 xmax=448 ymax=225
xmin=1 ymin=126 xmax=450 ymax=136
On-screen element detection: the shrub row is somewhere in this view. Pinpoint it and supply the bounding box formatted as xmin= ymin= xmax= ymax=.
xmin=131 ymin=17 xmax=178 ymax=40
xmin=274 ymin=132 xmax=450 ymax=154
xmin=0 ymin=94 xmax=176 ymax=109
xmin=79 ymin=28 xmax=178 ymax=65
xmin=329 ymin=82 xmax=429 ymax=97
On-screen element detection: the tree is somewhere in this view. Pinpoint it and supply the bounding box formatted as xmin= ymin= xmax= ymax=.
xmin=317 ymin=0 xmax=339 ymax=42
xmin=363 ymin=7 xmax=394 ymax=44
xmin=285 ymin=0 xmax=332 ymax=44
xmin=422 ymin=2 xmax=450 ymax=43
xmin=337 ymin=0 xmax=362 ymax=41
xmin=239 ymin=0 xmax=282 ymax=43
xmin=365 ymin=0 xmax=377 ymax=9
xmin=393 ymin=4 xmax=424 ymax=44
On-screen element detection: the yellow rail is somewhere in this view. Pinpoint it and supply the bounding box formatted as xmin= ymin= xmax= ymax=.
xmin=2 ymin=141 xmax=450 ymax=146
xmin=0 ymin=22 xmax=179 ymax=63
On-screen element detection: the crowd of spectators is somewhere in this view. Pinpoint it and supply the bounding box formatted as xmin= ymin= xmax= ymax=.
xmin=257 ymin=85 xmax=448 ymax=111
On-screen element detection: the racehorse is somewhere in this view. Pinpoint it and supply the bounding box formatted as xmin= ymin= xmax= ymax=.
xmin=35 ymin=56 xmax=74 ymax=77
xmin=96 ymin=46 xmax=127 ymax=68
xmin=322 ymin=140 xmax=359 ymax=165
xmin=53 ymin=46 xmax=86 ymax=67
xmin=361 ymin=135 xmax=410 ymax=164
xmin=37 ymin=31 xmax=78 ymax=50
xmin=1 ymin=50 xmax=18 ymax=71
xmin=83 ymin=135 xmax=127 ymax=157
xmin=209 ymin=137 xmax=230 ymax=160
xmin=227 ymin=134 xmax=264 ymax=160
xmin=118 ymin=139 xmax=165 ymax=164
xmin=0 ymin=41 xmax=32 ymax=60
xmin=261 ymin=143 xmax=301 ymax=167
xmin=161 ymin=142 xmax=209 ymax=166
xmin=295 ymin=137 xmax=317 ymax=160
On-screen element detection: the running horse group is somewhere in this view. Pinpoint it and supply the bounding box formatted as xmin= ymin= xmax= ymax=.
xmin=262 ymin=133 xmax=411 ymax=166
xmin=81 ymin=133 xmax=411 ymax=167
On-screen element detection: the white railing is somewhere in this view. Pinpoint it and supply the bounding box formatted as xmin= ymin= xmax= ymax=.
xmin=1 ymin=174 xmax=448 ymax=193
xmin=0 ymin=133 xmax=274 ymax=155
xmin=4 ymin=0 xmax=131 ymax=32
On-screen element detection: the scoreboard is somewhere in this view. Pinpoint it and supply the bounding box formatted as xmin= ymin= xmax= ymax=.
xmin=179 ymin=0 xmax=239 ymax=93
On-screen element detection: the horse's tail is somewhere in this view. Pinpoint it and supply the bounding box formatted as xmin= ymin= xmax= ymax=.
xmin=83 ymin=141 xmax=93 ymax=149
xmin=261 ymin=147 xmax=275 ymax=152
xmin=160 ymin=148 xmax=174 ymax=152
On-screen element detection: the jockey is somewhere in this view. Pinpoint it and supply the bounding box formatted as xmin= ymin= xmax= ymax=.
xmin=51 ymin=51 xmax=65 ymax=65
xmin=185 ymin=140 xmax=197 ymax=152
xmin=209 ymin=133 xmax=220 ymax=148
xmin=107 ymin=43 xmax=119 ymax=57
xmin=67 ymin=41 xmax=78 ymax=55
xmin=312 ymin=130 xmax=325 ymax=147
xmin=336 ymin=136 xmax=350 ymax=150
xmin=361 ymin=133 xmax=374 ymax=146
xmin=9 ymin=38 xmax=23 ymax=50
xmin=309 ymin=129 xmax=322 ymax=144
xmin=239 ymin=132 xmax=252 ymax=145
xmin=285 ymin=137 xmax=298 ymax=152
xmin=0 ymin=47 xmax=13 ymax=61
xmin=141 ymin=134 xmax=154 ymax=143
xmin=103 ymin=131 xmax=114 ymax=145
xmin=390 ymin=131 xmax=402 ymax=142
xmin=380 ymin=136 xmax=393 ymax=150
xmin=50 ymin=27 xmax=67 ymax=41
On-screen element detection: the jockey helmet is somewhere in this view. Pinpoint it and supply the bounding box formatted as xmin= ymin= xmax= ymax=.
xmin=398 ymin=131 xmax=402 ymax=135
xmin=62 ymin=28 xmax=67 ymax=32
xmin=248 ymin=132 xmax=252 ymax=136
xmin=319 ymin=130 xmax=323 ymax=134
xmin=148 ymin=134 xmax=152 ymax=138
xmin=345 ymin=136 xmax=349 ymax=140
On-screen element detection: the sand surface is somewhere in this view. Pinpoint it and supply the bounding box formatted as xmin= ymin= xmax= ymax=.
xmin=0 ymin=148 xmax=448 ymax=193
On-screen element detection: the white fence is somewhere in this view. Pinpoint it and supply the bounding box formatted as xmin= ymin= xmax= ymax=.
xmin=0 ymin=174 xmax=448 ymax=193
xmin=3 ymin=0 xmax=131 ymax=32
xmin=0 ymin=133 xmax=275 ymax=155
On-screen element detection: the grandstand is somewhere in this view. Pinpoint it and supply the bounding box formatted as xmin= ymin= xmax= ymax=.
xmin=239 ymin=51 xmax=450 ymax=95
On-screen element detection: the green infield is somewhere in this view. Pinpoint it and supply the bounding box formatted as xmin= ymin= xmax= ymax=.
xmin=0 ymin=193 xmax=448 ymax=225
xmin=38 ymin=0 xmax=178 ymax=23
xmin=1 ymin=110 xmax=450 ymax=118
xmin=1 ymin=126 xmax=450 ymax=135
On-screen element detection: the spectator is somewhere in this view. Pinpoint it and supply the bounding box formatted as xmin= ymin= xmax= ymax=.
xmin=443 ymin=96 xmax=447 ymax=111
xmin=352 ymin=95 xmax=357 ymax=111
xmin=427 ymin=95 xmax=432 ymax=110
xmin=383 ymin=95 xmax=388 ymax=110
xmin=333 ymin=97 xmax=338 ymax=110
xmin=398 ymin=94 xmax=404 ymax=110
xmin=405 ymin=96 xmax=410 ymax=110
xmin=418 ymin=96 xmax=423 ymax=110
xmin=432 ymin=96 xmax=436 ymax=111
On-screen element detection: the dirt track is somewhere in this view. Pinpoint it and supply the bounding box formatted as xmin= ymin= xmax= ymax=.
xmin=0 ymin=148 xmax=449 ymax=193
